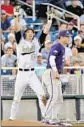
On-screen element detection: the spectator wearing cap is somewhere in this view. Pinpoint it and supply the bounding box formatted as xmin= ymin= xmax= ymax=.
xmin=5 ymin=33 xmax=17 ymax=55
xmin=35 ymin=53 xmax=47 ymax=81
xmin=1 ymin=47 xmax=17 ymax=75
xmin=1 ymin=0 xmax=14 ymax=17
xmin=1 ymin=10 xmax=11 ymax=32
xmin=41 ymin=40 xmax=52 ymax=63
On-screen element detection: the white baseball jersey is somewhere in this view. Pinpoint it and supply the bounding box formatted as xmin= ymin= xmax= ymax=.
xmin=16 ymin=37 xmax=40 ymax=69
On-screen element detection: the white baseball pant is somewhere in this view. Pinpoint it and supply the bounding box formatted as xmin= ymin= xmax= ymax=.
xmin=42 ymin=69 xmax=63 ymax=120
xmin=10 ymin=70 xmax=45 ymax=120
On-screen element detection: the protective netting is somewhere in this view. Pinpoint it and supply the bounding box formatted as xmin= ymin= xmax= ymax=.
xmin=1 ymin=74 xmax=82 ymax=96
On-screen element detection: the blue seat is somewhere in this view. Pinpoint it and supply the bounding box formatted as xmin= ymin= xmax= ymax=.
xmin=1 ymin=70 xmax=12 ymax=75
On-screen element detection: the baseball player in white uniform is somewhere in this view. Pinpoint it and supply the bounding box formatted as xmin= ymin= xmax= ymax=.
xmin=9 ymin=17 xmax=46 ymax=120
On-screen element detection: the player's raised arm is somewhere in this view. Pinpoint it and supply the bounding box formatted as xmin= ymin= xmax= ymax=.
xmin=14 ymin=16 xmax=22 ymax=44
xmin=39 ymin=19 xmax=52 ymax=46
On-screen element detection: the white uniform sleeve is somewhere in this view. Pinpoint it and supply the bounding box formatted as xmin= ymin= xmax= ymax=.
xmin=49 ymin=55 xmax=58 ymax=72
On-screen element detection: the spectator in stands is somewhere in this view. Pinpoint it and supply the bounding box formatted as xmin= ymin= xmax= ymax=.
xmin=35 ymin=53 xmax=47 ymax=81
xmin=41 ymin=40 xmax=52 ymax=63
xmin=66 ymin=0 xmax=83 ymax=22
xmin=1 ymin=0 xmax=14 ymax=17
xmin=80 ymin=24 xmax=84 ymax=52
xmin=65 ymin=46 xmax=72 ymax=66
xmin=59 ymin=23 xmax=68 ymax=31
xmin=70 ymin=47 xmax=84 ymax=66
xmin=51 ymin=23 xmax=69 ymax=44
xmin=11 ymin=11 xmax=27 ymax=31
xmin=1 ymin=10 xmax=11 ymax=32
xmin=67 ymin=22 xmax=77 ymax=47
xmin=14 ymin=3 xmax=27 ymax=18
xmin=66 ymin=0 xmax=83 ymax=16
xmin=65 ymin=0 xmax=83 ymax=8
xmin=80 ymin=24 xmax=84 ymax=33
xmin=73 ymin=35 xmax=84 ymax=52
xmin=1 ymin=47 xmax=17 ymax=75
xmin=50 ymin=0 xmax=66 ymax=9
xmin=78 ymin=30 xmax=84 ymax=38
xmin=21 ymin=0 xmax=33 ymax=16
xmin=54 ymin=23 xmax=68 ymax=42
xmin=67 ymin=22 xmax=74 ymax=32
xmin=5 ymin=33 xmax=16 ymax=55
xmin=80 ymin=9 xmax=84 ymax=24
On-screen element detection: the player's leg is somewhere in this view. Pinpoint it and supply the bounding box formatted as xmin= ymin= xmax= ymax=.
xmin=28 ymin=71 xmax=46 ymax=118
xmin=50 ymin=80 xmax=63 ymax=121
xmin=9 ymin=71 xmax=28 ymax=120
xmin=42 ymin=69 xmax=52 ymax=120
xmin=42 ymin=69 xmax=63 ymax=121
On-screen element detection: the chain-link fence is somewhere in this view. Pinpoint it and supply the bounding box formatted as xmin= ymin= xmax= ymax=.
xmin=1 ymin=74 xmax=83 ymax=96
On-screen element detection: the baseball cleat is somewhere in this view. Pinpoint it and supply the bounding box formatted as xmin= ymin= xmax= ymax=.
xmin=61 ymin=122 xmax=72 ymax=126
xmin=49 ymin=122 xmax=66 ymax=126
xmin=9 ymin=119 xmax=13 ymax=121
xmin=42 ymin=118 xmax=50 ymax=124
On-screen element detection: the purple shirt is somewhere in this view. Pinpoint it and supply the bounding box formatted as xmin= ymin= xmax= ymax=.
xmin=47 ymin=43 xmax=65 ymax=74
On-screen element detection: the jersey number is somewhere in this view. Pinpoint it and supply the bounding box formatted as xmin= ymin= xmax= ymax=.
xmin=31 ymin=54 xmax=35 ymax=60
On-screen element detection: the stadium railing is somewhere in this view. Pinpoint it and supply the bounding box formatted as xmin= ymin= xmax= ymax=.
xmin=41 ymin=3 xmax=80 ymax=30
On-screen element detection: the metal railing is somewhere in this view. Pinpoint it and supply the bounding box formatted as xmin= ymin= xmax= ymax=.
xmin=41 ymin=3 xmax=80 ymax=30
xmin=17 ymin=0 xmax=36 ymax=20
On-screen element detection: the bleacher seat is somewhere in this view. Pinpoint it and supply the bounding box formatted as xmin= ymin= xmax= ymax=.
xmin=1 ymin=70 xmax=12 ymax=75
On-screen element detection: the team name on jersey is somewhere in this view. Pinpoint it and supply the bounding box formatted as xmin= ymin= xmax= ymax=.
xmin=21 ymin=45 xmax=35 ymax=53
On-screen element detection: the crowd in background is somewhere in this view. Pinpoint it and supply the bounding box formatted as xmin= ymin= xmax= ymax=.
xmin=1 ymin=0 xmax=84 ymax=77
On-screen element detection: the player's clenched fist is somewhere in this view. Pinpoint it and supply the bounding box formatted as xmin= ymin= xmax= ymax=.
xmin=42 ymin=96 xmax=47 ymax=106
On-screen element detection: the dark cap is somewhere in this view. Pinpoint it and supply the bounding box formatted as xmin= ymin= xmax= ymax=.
xmin=58 ymin=30 xmax=71 ymax=38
